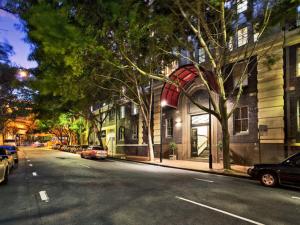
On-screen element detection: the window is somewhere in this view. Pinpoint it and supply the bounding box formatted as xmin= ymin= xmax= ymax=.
xmin=132 ymin=124 xmax=138 ymax=140
xmin=297 ymin=5 xmax=300 ymax=27
xmin=166 ymin=118 xmax=173 ymax=138
xmin=131 ymin=103 xmax=138 ymax=115
xmin=297 ymin=48 xmax=300 ymax=77
xmin=237 ymin=27 xmax=248 ymax=47
xmin=233 ymin=61 xmax=248 ymax=87
xmin=109 ymin=109 xmax=115 ymax=121
xmin=118 ymin=126 xmax=125 ymax=141
xmin=198 ymin=48 xmax=205 ymax=63
xmin=228 ymin=36 xmax=233 ymax=51
xmin=297 ymin=100 xmax=300 ymax=132
xmin=101 ymin=130 xmax=106 ymax=138
xmin=237 ymin=0 xmax=248 ymax=14
xmin=234 ymin=106 xmax=249 ymax=134
xmin=120 ymin=106 xmax=125 ymax=119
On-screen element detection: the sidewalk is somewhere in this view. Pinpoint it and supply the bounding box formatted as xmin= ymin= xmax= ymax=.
xmin=115 ymin=155 xmax=251 ymax=178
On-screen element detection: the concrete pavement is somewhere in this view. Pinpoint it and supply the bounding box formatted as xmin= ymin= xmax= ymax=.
xmin=0 ymin=147 xmax=299 ymax=225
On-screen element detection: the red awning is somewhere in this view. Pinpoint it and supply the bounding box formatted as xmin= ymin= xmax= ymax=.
xmin=161 ymin=64 xmax=219 ymax=108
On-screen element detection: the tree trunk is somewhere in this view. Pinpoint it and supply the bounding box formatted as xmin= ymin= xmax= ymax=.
xmin=148 ymin=125 xmax=155 ymax=161
xmin=219 ymin=98 xmax=231 ymax=170
xmin=221 ymin=118 xmax=230 ymax=170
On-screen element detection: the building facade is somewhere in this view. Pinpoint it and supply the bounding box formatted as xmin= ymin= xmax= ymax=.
xmin=91 ymin=3 xmax=300 ymax=166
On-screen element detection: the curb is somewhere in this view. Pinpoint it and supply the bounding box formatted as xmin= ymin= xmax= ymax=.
xmin=110 ymin=157 xmax=251 ymax=179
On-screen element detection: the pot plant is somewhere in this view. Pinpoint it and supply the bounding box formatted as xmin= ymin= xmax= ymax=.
xmin=169 ymin=141 xmax=177 ymax=160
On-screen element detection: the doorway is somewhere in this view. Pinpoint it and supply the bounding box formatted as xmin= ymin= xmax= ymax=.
xmin=191 ymin=114 xmax=209 ymax=159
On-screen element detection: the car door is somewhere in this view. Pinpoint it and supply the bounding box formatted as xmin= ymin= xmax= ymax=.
xmin=0 ymin=148 xmax=6 ymax=180
xmin=0 ymin=155 xmax=5 ymax=181
xmin=279 ymin=155 xmax=300 ymax=186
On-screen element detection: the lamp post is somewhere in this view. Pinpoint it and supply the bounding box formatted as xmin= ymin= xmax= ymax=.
xmin=160 ymin=100 xmax=167 ymax=163
xmin=208 ymin=96 xmax=213 ymax=169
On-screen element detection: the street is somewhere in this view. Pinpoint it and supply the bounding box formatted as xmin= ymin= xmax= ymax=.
xmin=0 ymin=147 xmax=299 ymax=225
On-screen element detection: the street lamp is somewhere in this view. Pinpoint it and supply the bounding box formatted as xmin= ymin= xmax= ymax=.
xmin=160 ymin=100 xmax=167 ymax=163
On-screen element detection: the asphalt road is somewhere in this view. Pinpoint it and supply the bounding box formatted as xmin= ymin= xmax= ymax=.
xmin=0 ymin=147 xmax=299 ymax=225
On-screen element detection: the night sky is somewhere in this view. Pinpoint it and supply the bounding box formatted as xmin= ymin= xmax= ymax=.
xmin=0 ymin=9 xmax=37 ymax=69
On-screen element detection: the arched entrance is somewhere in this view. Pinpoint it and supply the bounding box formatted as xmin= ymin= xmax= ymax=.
xmin=160 ymin=64 xmax=218 ymax=164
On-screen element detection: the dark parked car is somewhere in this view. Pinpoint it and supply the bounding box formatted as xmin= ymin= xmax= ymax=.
xmin=0 ymin=146 xmax=18 ymax=163
xmin=248 ymin=152 xmax=300 ymax=187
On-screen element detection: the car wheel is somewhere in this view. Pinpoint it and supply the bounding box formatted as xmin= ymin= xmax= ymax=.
xmin=260 ymin=172 xmax=278 ymax=187
xmin=2 ymin=169 xmax=8 ymax=185
xmin=81 ymin=154 xmax=84 ymax=158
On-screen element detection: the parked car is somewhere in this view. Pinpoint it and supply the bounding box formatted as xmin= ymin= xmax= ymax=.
xmin=0 ymin=150 xmax=9 ymax=184
xmin=81 ymin=146 xmax=108 ymax=159
xmin=32 ymin=141 xmax=44 ymax=147
xmin=69 ymin=145 xmax=80 ymax=153
xmin=248 ymin=152 xmax=300 ymax=187
xmin=0 ymin=146 xmax=18 ymax=163
xmin=61 ymin=145 xmax=68 ymax=151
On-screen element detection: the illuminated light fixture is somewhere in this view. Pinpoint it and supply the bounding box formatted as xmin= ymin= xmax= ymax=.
xmin=161 ymin=100 xmax=167 ymax=107
xmin=18 ymin=70 xmax=28 ymax=78
xmin=175 ymin=117 xmax=182 ymax=128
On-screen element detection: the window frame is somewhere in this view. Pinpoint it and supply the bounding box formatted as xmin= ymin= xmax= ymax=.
xmin=131 ymin=123 xmax=138 ymax=140
xmin=232 ymin=61 xmax=249 ymax=88
xmin=237 ymin=0 xmax=248 ymax=14
xmin=198 ymin=48 xmax=205 ymax=63
xmin=233 ymin=106 xmax=249 ymax=134
xmin=120 ymin=106 xmax=126 ymax=119
xmin=131 ymin=103 xmax=138 ymax=115
xmin=237 ymin=27 xmax=248 ymax=47
xmin=118 ymin=126 xmax=125 ymax=141
xmin=166 ymin=118 xmax=173 ymax=138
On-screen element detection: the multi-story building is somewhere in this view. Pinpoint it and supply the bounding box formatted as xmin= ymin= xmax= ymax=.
xmin=91 ymin=3 xmax=300 ymax=166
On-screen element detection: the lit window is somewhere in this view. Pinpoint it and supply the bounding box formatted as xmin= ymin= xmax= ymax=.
xmin=120 ymin=106 xmax=125 ymax=119
xmin=198 ymin=48 xmax=205 ymax=63
xmin=237 ymin=0 xmax=248 ymax=14
xmin=234 ymin=106 xmax=249 ymax=134
xmin=237 ymin=27 xmax=248 ymax=47
xmin=233 ymin=61 xmax=248 ymax=87
xmin=132 ymin=124 xmax=138 ymax=140
xmin=166 ymin=118 xmax=173 ymax=138
xmin=297 ymin=48 xmax=300 ymax=77
xmin=228 ymin=36 xmax=233 ymax=51
xmin=131 ymin=103 xmax=138 ymax=115
xmin=118 ymin=126 xmax=125 ymax=141
xmin=253 ymin=32 xmax=259 ymax=42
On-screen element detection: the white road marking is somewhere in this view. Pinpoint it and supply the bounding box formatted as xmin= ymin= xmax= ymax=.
xmin=79 ymin=164 xmax=90 ymax=168
xmin=39 ymin=191 xmax=49 ymax=202
xmin=292 ymin=196 xmax=300 ymax=200
xmin=176 ymin=196 xmax=264 ymax=225
xmin=194 ymin=178 xmax=214 ymax=183
xmin=29 ymin=164 xmax=33 ymax=167
xmin=32 ymin=172 xmax=37 ymax=176
xmin=27 ymin=159 xmax=31 ymax=162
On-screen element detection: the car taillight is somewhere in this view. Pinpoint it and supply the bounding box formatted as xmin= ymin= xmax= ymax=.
xmin=92 ymin=150 xmax=97 ymax=154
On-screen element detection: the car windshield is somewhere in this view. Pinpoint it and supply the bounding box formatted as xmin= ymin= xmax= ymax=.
xmin=92 ymin=147 xmax=103 ymax=150
xmin=282 ymin=152 xmax=300 ymax=163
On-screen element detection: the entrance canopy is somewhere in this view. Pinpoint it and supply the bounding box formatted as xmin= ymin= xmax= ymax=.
xmin=161 ymin=64 xmax=219 ymax=108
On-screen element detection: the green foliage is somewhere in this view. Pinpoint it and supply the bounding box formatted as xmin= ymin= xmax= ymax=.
xmin=169 ymin=141 xmax=177 ymax=155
